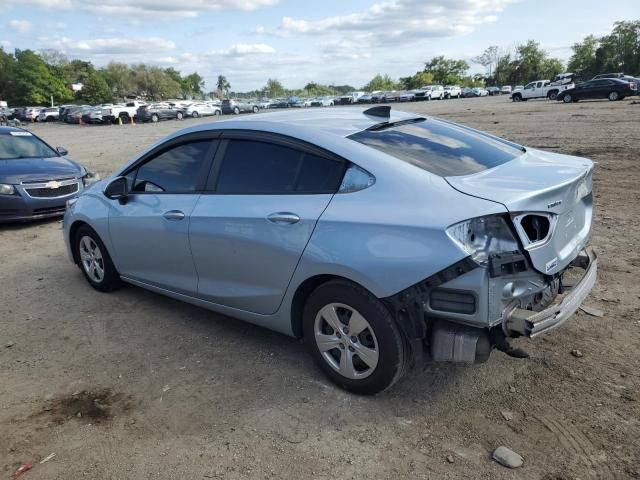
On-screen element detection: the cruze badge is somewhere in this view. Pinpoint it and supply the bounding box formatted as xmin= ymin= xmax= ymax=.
xmin=46 ymin=181 xmax=61 ymax=189
xmin=547 ymin=200 xmax=562 ymax=209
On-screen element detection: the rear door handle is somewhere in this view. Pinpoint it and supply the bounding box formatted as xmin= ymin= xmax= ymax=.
xmin=267 ymin=212 xmax=300 ymax=224
xmin=163 ymin=210 xmax=185 ymax=221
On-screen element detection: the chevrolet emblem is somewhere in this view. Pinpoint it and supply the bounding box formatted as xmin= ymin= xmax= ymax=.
xmin=46 ymin=180 xmax=61 ymax=189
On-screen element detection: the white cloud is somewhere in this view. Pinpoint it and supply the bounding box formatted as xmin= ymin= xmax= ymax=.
xmin=9 ymin=20 xmax=32 ymax=34
xmin=0 ymin=40 xmax=11 ymax=49
xmin=221 ymin=43 xmax=276 ymax=56
xmin=5 ymin=0 xmax=279 ymax=18
xmin=42 ymin=36 xmax=176 ymax=55
xmin=259 ymin=0 xmax=513 ymax=46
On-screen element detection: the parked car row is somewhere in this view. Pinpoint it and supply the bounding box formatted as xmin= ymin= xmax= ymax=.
xmin=511 ymin=72 xmax=639 ymax=102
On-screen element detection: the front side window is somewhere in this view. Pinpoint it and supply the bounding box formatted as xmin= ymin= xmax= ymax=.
xmin=215 ymin=139 xmax=345 ymax=194
xmin=348 ymin=119 xmax=524 ymax=177
xmin=132 ymin=140 xmax=212 ymax=193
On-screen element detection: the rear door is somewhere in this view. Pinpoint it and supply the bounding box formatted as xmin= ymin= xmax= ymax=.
xmin=189 ymin=132 xmax=347 ymax=314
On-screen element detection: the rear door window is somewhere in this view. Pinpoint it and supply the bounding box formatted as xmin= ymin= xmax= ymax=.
xmin=214 ymin=139 xmax=345 ymax=194
xmin=348 ymin=119 xmax=524 ymax=177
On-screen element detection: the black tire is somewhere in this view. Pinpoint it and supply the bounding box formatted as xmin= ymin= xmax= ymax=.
xmin=74 ymin=225 xmax=121 ymax=292
xmin=547 ymin=90 xmax=558 ymax=100
xmin=252 ymin=106 xmax=259 ymax=113
xmin=512 ymin=93 xmax=522 ymax=102
xmin=119 ymin=114 xmax=129 ymax=125
xmin=151 ymin=113 xmax=159 ymax=123
xmin=608 ymin=91 xmax=620 ymax=101
xmin=233 ymin=107 xmax=240 ymax=115
xmin=562 ymin=93 xmax=573 ymax=103
xmin=192 ymin=111 xmax=199 ymax=118
xmin=303 ymin=279 xmax=409 ymax=395
xmin=176 ymin=111 xmax=184 ymax=120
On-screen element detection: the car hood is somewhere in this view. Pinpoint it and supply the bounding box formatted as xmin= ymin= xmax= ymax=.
xmin=0 ymin=156 xmax=84 ymax=184
xmin=446 ymin=149 xmax=594 ymax=275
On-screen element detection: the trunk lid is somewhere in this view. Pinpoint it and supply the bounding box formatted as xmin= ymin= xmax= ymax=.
xmin=446 ymin=149 xmax=593 ymax=275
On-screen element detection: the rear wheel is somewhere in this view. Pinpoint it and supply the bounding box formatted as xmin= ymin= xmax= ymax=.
xmin=608 ymin=91 xmax=620 ymax=101
xmin=151 ymin=113 xmax=159 ymax=123
xmin=233 ymin=107 xmax=240 ymax=115
xmin=176 ymin=111 xmax=184 ymax=120
xmin=192 ymin=111 xmax=199 ymax=118
xmin=547 ymin=90 xmax=558 ymax=100
xmin=75 ymin=225 xmax=120 ymax=292
xmin=562 ymin=93 xmax=573 ymax=103
xmin=303 ymin=280 xmax=409 ymax=394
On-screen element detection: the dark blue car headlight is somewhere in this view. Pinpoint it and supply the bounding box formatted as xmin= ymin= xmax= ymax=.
xmin=0 ymin=183 xmax=16 ymax=195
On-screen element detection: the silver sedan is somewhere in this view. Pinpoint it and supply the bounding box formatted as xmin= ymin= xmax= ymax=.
xmin=63 ymin=106 xmax=596 ymax=394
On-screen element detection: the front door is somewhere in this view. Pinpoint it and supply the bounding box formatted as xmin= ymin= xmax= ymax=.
xmin=189 ymin=135 xmax=346 ymax=315
xmin=109 ymin=139 xmax=217 ymax=294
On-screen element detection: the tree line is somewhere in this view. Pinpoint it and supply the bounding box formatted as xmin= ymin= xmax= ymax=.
xmin=0 ymin=20 xmax=637 ymax=106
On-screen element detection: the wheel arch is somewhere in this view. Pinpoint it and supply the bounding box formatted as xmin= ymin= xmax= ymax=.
xmin=69 ymin=219 xmax=91 ymax=265
xmin=290 ymin=274 xmax=364 ymax=338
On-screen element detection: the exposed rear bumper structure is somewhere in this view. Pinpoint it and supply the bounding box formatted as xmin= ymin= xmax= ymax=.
xmin=504 ymin=247 xmax=597 ymax=338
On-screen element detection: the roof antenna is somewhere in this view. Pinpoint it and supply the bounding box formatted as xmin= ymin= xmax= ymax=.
xmin=363 ymin=106 xmax=390 ymax=118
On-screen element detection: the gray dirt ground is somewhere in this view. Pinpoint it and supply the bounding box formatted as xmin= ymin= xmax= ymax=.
xmin=1 ymin=96 xmax=639 ymax=479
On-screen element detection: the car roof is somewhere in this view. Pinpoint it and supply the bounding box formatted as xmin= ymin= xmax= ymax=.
xmin=180 ymin=107 xmax=420 ymax=138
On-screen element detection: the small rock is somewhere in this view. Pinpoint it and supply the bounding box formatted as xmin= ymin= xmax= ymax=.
xmin=76 ymin=412 xmax=82 ymax=418
xmin=302 ymin=397 xmax=310 ymax=403
xmin=5 ymin=341 xmax=14 ymax=348
xmin=579 ymin=305 xmax=604 ymax=317
xmin=501 ymin=411 xmax=514 ymax=421
xmin=509 ymin=386 xmax=517 ymax=393
xmin=446 ymin=455 xmax=455 ymax=464
xmin=571 ymin=349 xmax=584 ymax=358
xmin=492 ymin=446 xmax=524 ymax=468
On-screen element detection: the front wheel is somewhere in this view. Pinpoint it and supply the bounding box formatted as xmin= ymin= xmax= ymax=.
xmin=562 ymin=93 xmax=573 ymax=103
xmin=151 ymin=113 xmax=159 ymax=123
xmin=252 ymin=106 xmax=259 ymax=113
xmin=512 ymin=94 xmax=522 ymax=102
xmin=192 ymin=111 xmax=199 ymax=118
xmin=75 ymin=226 xmax=121 ymax=292
xmin=233 ymin=107 xmax=240 ymax=115
xmin=608 ymin=91 xmax=620 ymax=101
xmin=303 ymin=280 xmax=409 ymax=394
xmin=176 ymin=111 xmax=184 ymax=120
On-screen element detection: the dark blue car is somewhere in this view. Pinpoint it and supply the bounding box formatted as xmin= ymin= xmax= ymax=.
xmin=0 ymin=126 xmax=96 ymax=222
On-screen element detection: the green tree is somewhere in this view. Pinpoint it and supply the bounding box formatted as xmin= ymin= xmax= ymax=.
xmin=364 ymin=74 xmax=397 ymax=91
xmin=217 ymin=75 xmax=231 ymax=95
xmin=183 ymin=72 xmax=205 ymax=97
xmin=12 ymin=49 xmax=73 ymax=105
xmin=423 ymin=56 xmax=469 ymax=85
xmin=399 ymin=71 xmax=434 ymax=89
xmin=568 ymin=35 xmax=599 ymax=78
xmin=79 ymin=70 xmax=112 ymax=104
xmin=103 ymin=62 xmax=134 ymax=98
xmin=263 ymin=78 xmax=285 ymax=97
xmin=0 ymin=48 xmax=17 ymax=103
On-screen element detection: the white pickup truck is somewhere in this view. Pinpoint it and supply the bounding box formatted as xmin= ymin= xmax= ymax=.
xmin=511 ymin=74 xmax=575 ymax=102
xmin=102 ymin=101 xmax=147 ymax=124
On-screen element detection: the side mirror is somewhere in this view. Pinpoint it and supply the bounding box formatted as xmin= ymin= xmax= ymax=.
xmin=104 ymin=176 xmax=128 ymax=204
xmin=56 ymin=146 xmax=69 ymax=156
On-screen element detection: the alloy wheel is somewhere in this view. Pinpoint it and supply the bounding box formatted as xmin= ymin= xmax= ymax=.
xmin=79 ymin=236 xmax=105 ymax=283
xmin=313 ymin=302 xmax=379 ymax=380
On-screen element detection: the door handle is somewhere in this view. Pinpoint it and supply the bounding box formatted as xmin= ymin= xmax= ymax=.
xmin=267 ymin=212 xmax=300 ymax=224
xmin=163 ymin=210 xmax=185 ymax=221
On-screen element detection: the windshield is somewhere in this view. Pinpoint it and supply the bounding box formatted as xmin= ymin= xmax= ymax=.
xmin=348 ymin=118 xmax=524 ymax=177
xmin=0 ymin=132 xmax=58 ymax=160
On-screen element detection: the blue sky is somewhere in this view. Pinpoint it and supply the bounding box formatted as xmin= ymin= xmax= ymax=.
xmin=1 ymin=0 xmax=637 ymax=91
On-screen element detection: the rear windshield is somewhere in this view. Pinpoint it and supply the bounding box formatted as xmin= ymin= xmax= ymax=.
xmin=348 ymin=118 xmax=524 ymax=177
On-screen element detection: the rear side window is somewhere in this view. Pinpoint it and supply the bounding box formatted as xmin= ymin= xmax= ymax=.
xmin=348 ymin=119 xmax=523 ymax=177
xmin=215 ymin=139 xmax=345 ymax=194
xmin=132 ymin=140 xmax=212 ymax=193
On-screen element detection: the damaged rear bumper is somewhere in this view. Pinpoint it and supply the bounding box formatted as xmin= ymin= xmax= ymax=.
xmin=504 ymin=247 xmax=597 ymax=338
